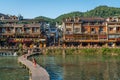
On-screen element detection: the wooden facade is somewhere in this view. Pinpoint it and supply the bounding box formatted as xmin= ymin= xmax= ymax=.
xmin=0 ymin=16 xmax=46 ymax=48
xmin=107 ymin=17 xmax=120 ymax=46
xmin=63 ymin=17 xmax=120 ymax=47
xmin=1 ymin=16 xmax=120 ymax=48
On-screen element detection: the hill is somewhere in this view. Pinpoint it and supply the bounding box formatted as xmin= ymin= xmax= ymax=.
xmin=35 ymin=16 xmax=54 ymax=22
xmin=83 ymin=5 xmax=120 ymax=17
xmin=55 ymin=11 xmax=83 ymax=24
xmin=55 ymin=5 xmax=120 ymax=24
xmin=35 ymin=5 xmax=120 ymax=24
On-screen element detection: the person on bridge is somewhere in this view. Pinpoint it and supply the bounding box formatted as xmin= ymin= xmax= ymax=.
xmin=32 ymin=57 xmax=37 ymax=68
xmin=28 ymin=49 xmax=31 ymax=54
xmin=23 ymin=54 xmax=26 ymax=58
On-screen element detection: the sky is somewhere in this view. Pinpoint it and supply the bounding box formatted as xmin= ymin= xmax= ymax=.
xmin=0 ymin=0 xmax=120 ymax=19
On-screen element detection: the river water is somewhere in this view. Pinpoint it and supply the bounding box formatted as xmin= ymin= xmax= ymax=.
xmin=34 ymin=55 xmax=120 ymax=80
xmin=1 ymin=55 xmax=120 ymax=80
xmin=0 ymin=57 xmax=29 ymax=80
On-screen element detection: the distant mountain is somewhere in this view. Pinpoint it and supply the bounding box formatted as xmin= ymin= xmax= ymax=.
xmin=84 ymin=5 xmax=120 ymax=17
xmin=55 ymin=11 xmax=83 ymax=24
xmin=35 ymin=16 xmax=57 ymax=26
xmin=55 ymin=5 xmax=120 ymax=24
xmin=35 ymin=5 xmax=120 ymax=24
xmin=35 ymin=16 xmax=54 ymax=23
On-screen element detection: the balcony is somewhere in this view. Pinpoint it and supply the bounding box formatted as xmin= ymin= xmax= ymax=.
xmin=73 ymin=31 xmax=82 ymax=34
xmin=116 ymin=31 xmax=120 ymax=34
xmin=0 ymin=31 xmax=14 ymax=35
xmin=30 ymin=32 xmax=41 ymax=35
xmin=14 ymin=24 xmax=24 ymax=27
xmin=82 ymin=31 xmax=90 ymax=34
xmin=108 ymin=31 xmax=117 ymax=34
xmin=108 ymin=25 xmax=120 ymax=27
xmin=83 ymin=23 xmax=105 ymax=26
xmin=99 ymin=39 xmax=108 ymax=41
xmin=2 ymin=24 xmax=14 ymax=27
xmin=65 ymin=31 xmax=73 ymax=35
xmin=7 ymin=31 xmax=15 ymax=34
xmin=99 ymin=31 xmax=106 ymax=35
xmin=91 ymin=31 xmax=96 ymax=34
xmin=116 ymin=38 xmax=120 ymax=41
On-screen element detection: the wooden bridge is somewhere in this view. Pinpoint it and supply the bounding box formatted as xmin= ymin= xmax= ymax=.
xmin=18 ymin=52 xmax=50 ymax=80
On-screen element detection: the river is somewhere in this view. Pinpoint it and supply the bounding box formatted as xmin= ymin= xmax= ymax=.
xmin=33 ymin=55 xmax=120 ymax=80
xmin=0 ymin=56 xmax=29 ymax=80
xmin=1 ymin=55 xmax=120 ymax=80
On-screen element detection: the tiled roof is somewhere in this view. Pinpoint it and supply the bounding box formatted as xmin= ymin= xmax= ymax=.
xmin=63 ymin=17 xmax=105 ymax=23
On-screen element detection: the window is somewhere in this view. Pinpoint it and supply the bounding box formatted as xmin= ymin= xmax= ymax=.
xmin=66 ymin=28 xmax=72 ymax=31
xmin=113 ymin=27 xmax=116 ymax=30
xmin=26 ymin=28 xmax=30 ymax=33
xmin=74 ymin=28 xmax=80 ymax=33
xmin=91 ymin=28 xmax=96 ymax=33
xmin=99 ymin=27 xmax=103 ymax=32
xmin=91 ymin=28 xmax=95 ymax=32
xmin=33 ymin=28 xmax=37 ymax=32
xmin=66 ymin=28 xmax=72 ymax=34
xmin=24 ymin=28 xmax=30 ymax=33
xmin=9 ymin=28 xmax=14 ymax=32
xmin=16 ymin=28 xmax=21 ymax=33
xmin=109 ymin=28 xmax=113 ymax=31
xmin=2 ymin=28 xmax=6 ymax=33
xmin=117 ymin=27 xmax=120 ymax=31
xmin=83 ymin=28 xmax=87 ymax=33
xmin=51 ymin=28 xmax=56 ymax=31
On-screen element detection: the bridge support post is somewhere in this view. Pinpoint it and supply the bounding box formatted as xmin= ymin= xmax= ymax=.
xmin=62 ymin=48 xmax=65 ymax=58
xmin=105 ymin=43 xmax=108 ymax=47
xmin=113 ymin=43 xmax=116 ymax=48
xmin=44 ymin=43 xmax=46 ymax=48
xmin=42 ymin=48 xmax=46 ymax=55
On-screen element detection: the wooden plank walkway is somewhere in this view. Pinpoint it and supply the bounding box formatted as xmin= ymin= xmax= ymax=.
xmin=18 ymin=53 xmax=50 ymax=80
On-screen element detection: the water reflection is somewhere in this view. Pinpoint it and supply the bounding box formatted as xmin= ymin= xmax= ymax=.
xmin=0 ymin=57 xmax=29 ymax=80
xmin=35 ymin=55 xmax=120 ymax=80
xmin=43 ymin=56 xmax=63 ymax=80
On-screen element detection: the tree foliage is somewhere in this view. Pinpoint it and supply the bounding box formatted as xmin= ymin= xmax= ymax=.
xmin=55 ymin=11 xmax=83 ymax=24
xmin=35 ymin=16 xmax=54 ymax=23
xmin=35 ymin=5 xmax=120 ymax=24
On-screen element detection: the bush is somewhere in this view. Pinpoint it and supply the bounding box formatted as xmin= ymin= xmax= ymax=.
xmin=45 ymin=48 xmax=120 ymax=56
xmin=101 ymin=48 xmax=111 ymax=56
xmin=46 ymin=48 xmax=63 ymax=55
xmin=65 ymin=48 xmax=76 ymax=55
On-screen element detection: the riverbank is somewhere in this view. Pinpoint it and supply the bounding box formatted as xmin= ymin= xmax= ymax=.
xmin=45 ymin=47 xmax=120 ymax=56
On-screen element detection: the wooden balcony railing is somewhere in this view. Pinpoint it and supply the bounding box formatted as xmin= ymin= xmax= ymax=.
xmin=108 ymin=31 xmax=116 ymax=34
